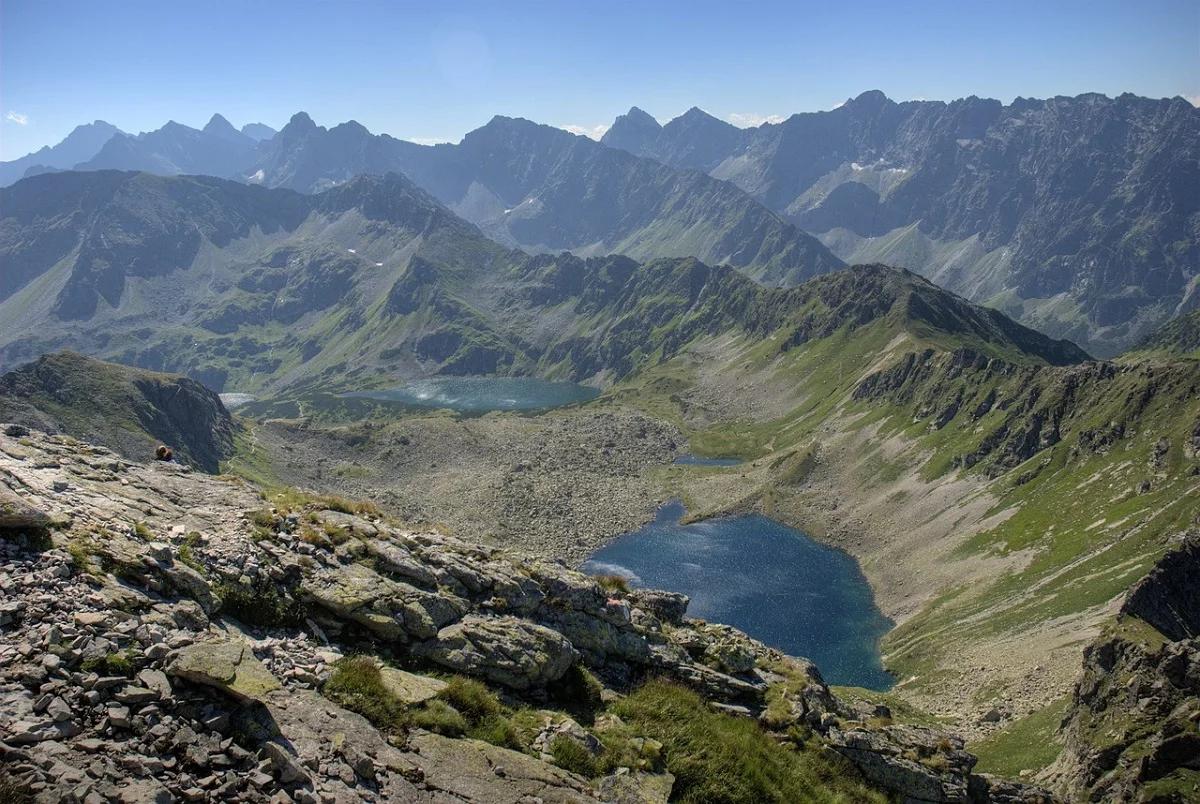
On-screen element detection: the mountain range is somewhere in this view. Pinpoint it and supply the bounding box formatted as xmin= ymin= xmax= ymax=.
xmin=0 ymin=169 xmax=1081 ymax=394
xmin=1 ymin=149 xmax=1198 ymax=800
xmin=0 ymin=115 xmax=276 ymax=187
xmin=3 ymin=91 xmax=1195 ymax=355
xmin=603 ymin=91 xmax=1200 ymax=355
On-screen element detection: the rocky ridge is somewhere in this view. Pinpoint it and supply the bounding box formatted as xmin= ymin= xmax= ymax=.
xmin=0 ymin=427 xmax=1055 ymax=802
xmin=1046 ymin=536 xmax=1200 ymax=802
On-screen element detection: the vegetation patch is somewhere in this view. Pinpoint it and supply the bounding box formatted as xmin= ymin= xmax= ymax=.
xmin=970 ymin=696 xmax=1070 ymax=777
xmin=322 ymin=656 xmax=408 ymax=734
xmin=612 ymin=679 xmax=886 ymax=803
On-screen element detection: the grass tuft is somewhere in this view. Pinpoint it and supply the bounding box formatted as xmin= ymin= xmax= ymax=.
xmin=613 ymin=679 xmax=886 ymax=804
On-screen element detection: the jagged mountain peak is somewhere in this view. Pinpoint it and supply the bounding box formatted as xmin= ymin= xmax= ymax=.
xmin=672 ymin=106 xmax=727 ymax=127
xmin=283 ymin=111 xmax=319 ymax=132
xmin=623 ymin=106 xmax=659 ymax=124
xmin=330 ymin=119 xmax=372 ymax=137
xmin=601 ymin=106 xmax=665 ymax=153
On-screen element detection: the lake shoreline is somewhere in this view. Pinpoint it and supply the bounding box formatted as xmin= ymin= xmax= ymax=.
xmin=583 ymin=498 xmax=896 ymax=691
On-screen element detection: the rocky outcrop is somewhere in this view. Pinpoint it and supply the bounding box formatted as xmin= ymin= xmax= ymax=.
xmin=1046 ymin=535 xmax=1200 ymax=802
xmin=0 ymin=426 xmax=1055 ymax=802
xmin=854 ymin=348 xmax=1200 ymax=480
xmin=1121 ymin=537 xmax=1200 ymax=642
xmin=0 ymin=351 xmax=235 ymax=471
xmin=413 ymin=615 xmax=579 ymax=690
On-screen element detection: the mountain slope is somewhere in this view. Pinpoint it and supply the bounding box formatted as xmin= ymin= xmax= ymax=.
xmin=245 ymin=113 xmax=844 ymax=285
xmin=1128 ymin=308 xmax=1200 ymax=358
xmin=0 ymin=350 xmax=235 ymax=471
xmin=0 ymin=170 xmax=1081 ymax=397
xmin=0 ymin=120 xmax=123 ymax=187
xmin=602 ymin=92 xmax=1200 ymax=356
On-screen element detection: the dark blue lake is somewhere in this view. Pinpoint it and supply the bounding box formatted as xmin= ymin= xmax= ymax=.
xmin=583 ymin=502 xmax=894 ymax=690
xmin=347 ymin=377 xmax=599 ymax=413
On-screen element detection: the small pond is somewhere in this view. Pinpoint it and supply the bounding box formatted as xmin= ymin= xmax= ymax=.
xmin=583 ymin=501 xmax=894 ymax=690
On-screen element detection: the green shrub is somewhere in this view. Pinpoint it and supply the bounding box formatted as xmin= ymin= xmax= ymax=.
xmin=468 ymin=714 xmax=522 ymax=749
xmin=410 ymin=700 xmax=467 ymax=736
xmin=613 ymin=679 xmax=886 ymax=804
xmin=81 ymin=650 xmax=136 ymax=676
xmin=593 ymin=573 xmax=630 ymax=595
xmin=322 ymin=657 xmax=407 ymax=733
xmin=248 ymin=509 xmax=276 ymax=529
xmin=549 ymin=734 xmax=600 ymax=777
xmin=322 ymin=522 xmax=351 ymax=544
xmin=0 ymin=774 xmax=33 ymax=804
xmin=437 ymin=676 xmax=503 ymax=723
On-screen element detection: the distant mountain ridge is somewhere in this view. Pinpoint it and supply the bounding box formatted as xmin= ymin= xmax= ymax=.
xmin=0 ymin=120 xmax=124 ymax=186
xmin=0 ymin=116 xmax=277 ymax=188
xmin=0 ymin=170 xmax=1081 ymax=395
xmin=244 ymin=112 xmax=845 ymax=285
xmin=602 ymin=91 xmax=1200 ymax=356
xmin=78 ymin=114 xmax=263 ymax=178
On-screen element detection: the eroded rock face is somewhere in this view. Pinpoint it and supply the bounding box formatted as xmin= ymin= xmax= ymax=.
xmin=0 ymin=483 xmax=50 ymax=532
xmin=1121 ymin=536 xmax=1200 ymax=642
xmin=414 ymin=615 xmax=579 ymax=690
xmin=1046 ymin=535 xmax=1200 ymax=803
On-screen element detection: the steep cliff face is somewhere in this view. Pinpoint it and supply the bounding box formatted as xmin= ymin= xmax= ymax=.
xmin=0 ymin=351 xmax=235 ymax=471
xmin=1047 ymin=537 xmax=1200 ymax=802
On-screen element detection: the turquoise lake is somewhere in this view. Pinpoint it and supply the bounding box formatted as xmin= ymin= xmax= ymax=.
xmin=348 ymin=377 xmax=600 ymax=413
xmin=673 ymin=454 xmax=743 ymax=467
xmin=583 ymin=502 xmax=894 ymax=690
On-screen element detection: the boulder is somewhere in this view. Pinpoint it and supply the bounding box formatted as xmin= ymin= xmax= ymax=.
xmin=414 ymin=615 xmax=579 ymax=690
xmin=407 ymin=732 xmax=596 ymax=803
xmin=300 ymin=561 xmax=466 ymax=641
xmin=167 ymin=638 xmax=281 ymax=703
xmin=0 ymin=485 xmax=50 ymax=532
xmin=626 ymin=589 xmax=689 ymax=625
xmin=596 ymin=770 xmax=675 ymax=804
xmin=827 ymin=724 xmax=975 ymax=803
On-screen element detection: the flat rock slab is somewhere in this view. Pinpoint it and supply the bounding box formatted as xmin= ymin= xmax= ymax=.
xmin=379 ymin=666 xmax=447 ymax=705
xmin=408 ymin=732 xmax=597 ymax=803
xmin=168 ymin=638 xmax=280 ymax=703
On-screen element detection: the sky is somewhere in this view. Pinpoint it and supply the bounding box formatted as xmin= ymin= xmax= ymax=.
xmin=2 ymin=0 xmax=1197 ymax=159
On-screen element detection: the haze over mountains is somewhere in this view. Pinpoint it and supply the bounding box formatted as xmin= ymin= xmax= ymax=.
xmin=0 ymin=115 xmax=276 ymax=186
xmin=4 ymin=90 xmax=1195 ymax=355
xmin=604 ymin=91 xmax=1200 ymax=355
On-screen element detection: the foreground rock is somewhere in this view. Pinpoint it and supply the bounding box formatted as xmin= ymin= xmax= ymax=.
xmin=0 ymin=427 xmax=1056 ymax=802
xmin=1046 ymin=535 xmax=1200 ymax=802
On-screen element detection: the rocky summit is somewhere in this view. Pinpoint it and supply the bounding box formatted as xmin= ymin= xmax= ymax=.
xmin=0 ymin=426 xmax=1058 ymax=803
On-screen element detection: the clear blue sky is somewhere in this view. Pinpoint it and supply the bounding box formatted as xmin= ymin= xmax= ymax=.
xmin=2 ymin=0 xmax=1197 ymax=159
